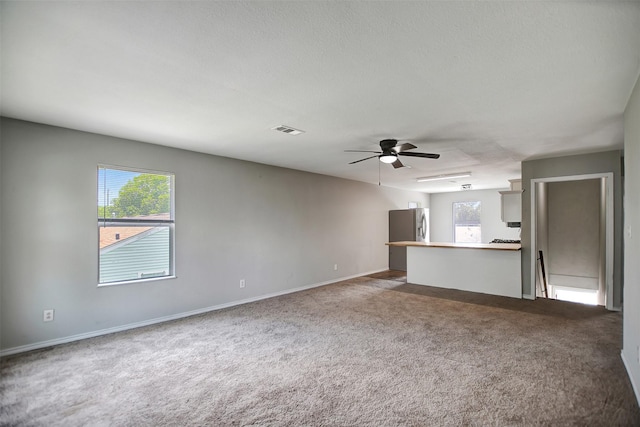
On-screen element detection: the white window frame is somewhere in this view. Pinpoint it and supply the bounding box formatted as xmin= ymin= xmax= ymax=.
xmin=97 ymin=165 xmax=175 ymax=286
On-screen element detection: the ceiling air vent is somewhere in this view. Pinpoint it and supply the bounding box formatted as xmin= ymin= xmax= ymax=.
xmin=271 ymin=125 xmax=305 ymax=135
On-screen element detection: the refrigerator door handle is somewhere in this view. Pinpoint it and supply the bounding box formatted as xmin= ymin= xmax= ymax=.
xmin=420 ymin=214 xmax=427 ymax=240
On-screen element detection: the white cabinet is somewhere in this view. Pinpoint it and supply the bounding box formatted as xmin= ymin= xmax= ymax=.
xmin=500 ymin=191 xmax=522 ymax=222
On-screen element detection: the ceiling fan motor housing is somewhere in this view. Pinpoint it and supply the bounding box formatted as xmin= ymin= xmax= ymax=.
xmin=380 ymin=139 xmax=399 ymax=151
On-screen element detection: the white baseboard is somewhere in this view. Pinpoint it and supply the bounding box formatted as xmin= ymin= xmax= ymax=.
xmin=621 ymin=350 xmax=640 ymax=406
xmin=0 ymin=269 xmax=387 ymax=357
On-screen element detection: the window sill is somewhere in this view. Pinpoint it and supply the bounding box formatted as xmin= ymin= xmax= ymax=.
xmin=97 ymin=275 xmax=177 ymax=288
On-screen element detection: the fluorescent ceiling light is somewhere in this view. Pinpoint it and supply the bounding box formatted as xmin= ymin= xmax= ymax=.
xmin=416 ymin=172 xmax=472 ymax=182
xmin=379 ymin=154 xmax=397 ymax=164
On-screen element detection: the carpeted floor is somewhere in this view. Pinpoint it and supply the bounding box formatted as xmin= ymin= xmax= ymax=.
xmin=1 ymin=271 xmax=639 ymax=426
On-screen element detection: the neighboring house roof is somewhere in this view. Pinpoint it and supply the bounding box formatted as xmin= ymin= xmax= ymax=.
xmin=100 ymin=226 xmax=152 ymax=249
xmin=122 ymin=213 xmax=170 ymax=221
xmin=99 ymin=213 xmax=171 ymax=249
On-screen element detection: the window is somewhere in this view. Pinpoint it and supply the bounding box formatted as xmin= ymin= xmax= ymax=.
xmin=98 ymin=166 xmax=174 ymax=285
xmin=453 ymin=201 xmax=481 ymax=243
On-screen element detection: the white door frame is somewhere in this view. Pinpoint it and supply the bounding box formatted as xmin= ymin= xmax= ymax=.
xmin=528 ymin=173 xmax=614 ymax=310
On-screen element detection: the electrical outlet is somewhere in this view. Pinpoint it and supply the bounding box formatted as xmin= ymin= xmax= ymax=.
xmin=43 ymin=309 xmax=54 ymax=322
xmin=240 ymin=279 xmax=245 ymax=288
xmin=334 ymin=264 xmax=338 ymax=271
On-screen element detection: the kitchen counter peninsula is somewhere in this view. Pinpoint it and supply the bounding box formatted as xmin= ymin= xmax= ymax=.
xmin=387 ymin=241 xmax=521 ymax=251
xmin=386 ymin=241 xmax=522 ymax=298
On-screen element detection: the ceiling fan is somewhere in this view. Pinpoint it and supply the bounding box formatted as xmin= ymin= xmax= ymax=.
xmin=346 ymin=139 xmax=440 ymax=169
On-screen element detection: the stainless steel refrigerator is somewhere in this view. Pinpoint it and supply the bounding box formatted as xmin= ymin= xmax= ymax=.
xmin=389 ymin=208 xmax=429 ymax=271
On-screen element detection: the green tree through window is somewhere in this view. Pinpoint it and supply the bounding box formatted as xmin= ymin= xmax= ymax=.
xmin=454 ymin=201 xmax=481 ymax=225
xmin=111 ymin=174 xmax=170 ymax=218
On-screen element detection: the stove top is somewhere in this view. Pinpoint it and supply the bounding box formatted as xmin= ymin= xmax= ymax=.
xmin=490 ymin=239 xmax=521 ymax=244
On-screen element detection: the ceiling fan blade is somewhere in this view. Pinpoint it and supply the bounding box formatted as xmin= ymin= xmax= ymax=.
xmin=344 ymin=150 xmax=382 ymax=154
xmin=398 ymin=152 xmax=440 ymax=159
xmin=393 ymin=143 xmax=417 ymax=153
xmin=391 ymin=159 xmax=404 ymax=169
xmin=349 ymin=155 xmax=379 ymax=165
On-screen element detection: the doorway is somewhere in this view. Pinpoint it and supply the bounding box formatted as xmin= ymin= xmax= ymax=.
xmin=529 ymin=173 xmax=614 ymax=310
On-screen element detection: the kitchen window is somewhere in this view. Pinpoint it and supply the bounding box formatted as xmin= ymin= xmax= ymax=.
xmin=97 ymin=165 xmax=175 ymax=285
xmin=453 ymin=201 xmax=481 ymax=243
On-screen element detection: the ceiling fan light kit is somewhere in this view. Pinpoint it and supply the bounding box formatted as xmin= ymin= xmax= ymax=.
xmin=379 ymin=154 xmax=397 ymax=163
xmin=416 ymin=172 xmax=472 ymax=182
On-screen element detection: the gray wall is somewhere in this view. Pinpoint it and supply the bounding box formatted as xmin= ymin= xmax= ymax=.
xmin=547 ymin=179 xmax=600 ymax=284
xmin=430 ymin=188 xmax=521 ymax=243
xmin=623 ymin=73 xmax=640 ymax=401
xmin=0 ymin=119 xmax=3 ymax=348
xmin=0 ymin=118 xmax=428 ymax=352
xmin=521 ymin=151 xmax=623 ymax=307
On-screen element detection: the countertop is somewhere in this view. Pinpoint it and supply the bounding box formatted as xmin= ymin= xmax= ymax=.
xmin=386 ymin=241 xmax=521 ymax=251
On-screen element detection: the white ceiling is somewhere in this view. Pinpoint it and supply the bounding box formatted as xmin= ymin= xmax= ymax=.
xmin=2 ymin=1 xmax=639 ymax=193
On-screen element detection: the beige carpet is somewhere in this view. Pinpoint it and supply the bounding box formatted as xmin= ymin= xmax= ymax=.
xmin=1 ymin=272 xmax=639 ymax=426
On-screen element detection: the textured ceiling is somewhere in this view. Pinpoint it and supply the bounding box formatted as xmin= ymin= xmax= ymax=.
xmin=2 ymin=1 xmax=639 ymax=193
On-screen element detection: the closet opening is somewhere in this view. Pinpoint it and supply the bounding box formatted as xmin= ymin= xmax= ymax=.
xmin=530 ymin=173 xmax=613 ymax=309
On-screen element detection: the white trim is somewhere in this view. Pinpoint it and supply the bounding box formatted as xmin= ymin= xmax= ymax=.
xmin=621 ymin=351 xmax=640 ymax=406
xmin=0 ymin=269 xmax=387 ymax=357
xmin=526 ymin=179 xmax=538 ymax=300
xmin=529 ymin=173 xmax=615 ymax=309
xmin=97 ymin=163 xmax=175 ymax=177
xmin=97 ymin=274 xmax=176 ymax=288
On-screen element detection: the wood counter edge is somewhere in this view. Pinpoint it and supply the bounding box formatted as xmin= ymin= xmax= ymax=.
xmin=385 ymin=241 xmax=521 ymax=251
